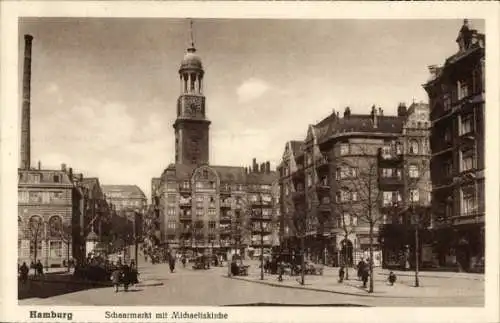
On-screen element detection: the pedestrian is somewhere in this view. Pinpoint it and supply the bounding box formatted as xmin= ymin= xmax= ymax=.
xmin=36 ymin=260 xmax=44 ymax=277
xmin=277 ymin=260 xmax=284 ymax=282
xmin=338 ymin=266 xmax=345 ymax=283
xmin=388 ymin=271 xmax=397 ymax=286
xmin=19 ymin=262 xmax=29 ymax=284
xmin=357 ymin=259 xmax=365 ymax=281
xmin=122 ymin=264 xmax=131 ymax=292
xmin=181 ymin=256 xmax=186 ymax=268
xmin=361 ymin=266 xmax=369 ymax=288
xmin=111 ymin=266 xmax=122 ymax=293
xmin=169 ymin=254 xmax=176 ymax=273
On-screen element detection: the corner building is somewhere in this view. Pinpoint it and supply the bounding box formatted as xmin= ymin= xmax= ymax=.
xmin=279 ymin=103 xmax=432 ymax=268
xmin=152 ymin=34 xmax=280 ymax=258
xmin=423 ymin=20 xmax=485 ymax=272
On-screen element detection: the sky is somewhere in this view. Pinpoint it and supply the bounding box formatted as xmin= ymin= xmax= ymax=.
xmin=18 ymin=18 xmax=485 ymax=199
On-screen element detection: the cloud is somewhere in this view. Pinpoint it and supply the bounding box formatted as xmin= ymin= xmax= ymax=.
xmin=236 ymin=78 xmax=271 ymax=103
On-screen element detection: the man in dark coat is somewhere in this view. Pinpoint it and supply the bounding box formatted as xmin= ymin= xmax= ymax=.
xmin=357 ymin=259 xmax=365 ymax=281
xmin=168 ymin=253 xmax=176 ymax=273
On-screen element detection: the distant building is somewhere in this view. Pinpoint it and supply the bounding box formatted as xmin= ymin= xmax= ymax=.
xmin=151 ymin=25 xmax=280 ymax=258
xmin=278 ymin=103 xmax=431 ymax=267
xmin=423 ymin=19 xmax=485 ymax=272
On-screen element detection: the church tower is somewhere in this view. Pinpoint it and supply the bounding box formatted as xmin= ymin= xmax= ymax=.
xmin=173 ymin=21 xmax=211 ymax=165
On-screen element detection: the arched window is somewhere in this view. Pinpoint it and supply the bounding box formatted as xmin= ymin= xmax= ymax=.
xmin=409 ymin=140 xmax=419 ymax=154
xmin=48 ymin=216 xmax=63 ymax=239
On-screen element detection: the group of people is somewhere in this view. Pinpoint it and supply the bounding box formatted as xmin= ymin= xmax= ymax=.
xmin=111 ymin=260 xmax=139 ymax=292
xmin=18 ymin=260 xmax=44 ymax=284
xmin=338 ymin=258 xmax=398 ymax=287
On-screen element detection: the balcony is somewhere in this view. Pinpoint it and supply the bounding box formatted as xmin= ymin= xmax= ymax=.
xmin=378 ymin=176 xmax=404 ymax=189
xmin=219 ymin=215 xmax=231 ymax=222
xmin=220 ymin=201 xmax=232 ymax=209
xmin=251 ymin=212 xmax=272 ymax=221
xmin=179 ymin=200 xmax=191 ymax=208
xmin=378 ymin=149 xmax=403 ymax=164
xmin=179 ymin=184 xmax=191 ymax=193
xmin=219 ymin=228 xmax=232 ymax=235
xmin=180 ymin=213 xmax=192 ymax=221
xmin=316 ymin=156 xmax=329 ymax=170
xmin=251 ymin=225 xmax=272 ymax=234
xmin=220 ymin=185 xmax=231 ymax=195
xmin=316 ymin=181 xmax=330 ymax=193
xmin=318 ymin=203 xmax=331 ymax=213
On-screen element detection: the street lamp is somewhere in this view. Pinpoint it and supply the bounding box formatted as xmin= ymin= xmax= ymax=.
xmin=411 ymin=203 xmax=420 ymax=288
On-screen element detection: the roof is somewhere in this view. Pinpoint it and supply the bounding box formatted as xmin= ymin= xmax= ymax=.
xmin=321 ymin=114 xmax=404 ymax=143
xmin=161 ymin=163 xmax=276 ymax=184
xmin=18 ymin=168 xmax=73 ymax=186
xmin=246 ymin=170 xmax=279 ymax=185
xmin=101 ymin=185 xmax=146 ymax=199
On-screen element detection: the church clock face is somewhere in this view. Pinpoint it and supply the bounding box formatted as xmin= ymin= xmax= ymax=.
xmin=184 ymin=96 xmax=203 ymax=117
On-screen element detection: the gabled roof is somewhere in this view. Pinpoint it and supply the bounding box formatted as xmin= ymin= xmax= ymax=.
xmin=246 ymin=170 xmax=279 ymax=185
xmin=211 ymin=165 xmax=247 ymax=183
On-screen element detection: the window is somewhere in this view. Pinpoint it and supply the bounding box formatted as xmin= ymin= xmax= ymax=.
xmin=461 ymin=188 xmax=477 ymax=216
xmin=410 ymin=189 xmax=419 ymax=203
xmin=383 ymin=191 xmax=401 ymax=206
xmin=458 ymin=80 xmax=469 ymax=100
xmin=409 ymin=165 xmax=419 ymax=178
xmin=443 ymin=94 xmax=451 ymax=111
xmin=444 ymin=160 xmax=453 ymax=176
xmin=49 ymin=241 xmax=62 ymax=258
xmin=208 ymin=208 xmax=216 ymax=216
xmin=167 ymin=208 xmax=176 ymax=217
xmin=340 ymin=143 xmax=349 ymax=156
xmin=182 ymin=181 xmax=190 ymax=190
xmin=208 ymin=221 xmax=216 ymax=229
xmin=284 ymin=185 xmax=289 ymax=196
xmin=195 ymin=182 xmax=203 ymax=189
xmin=381 ymin=145 xmax=392 ymax=159
xmin=460 ymin=114 xmax=474 ymax=135
xmin=342 ymin=212 xmax=351 ymax=226
xmin=196 ymin=209 xmax=204 ymax=217
xmin=409 ymin=140 xmax=419 ymax=154
xmin=53 ymin=175 xmax=60 ymax=183
xmin=167 ymin=195 xmax=176 ymax=203
xmin=18 ymin=190 xmax=29 ymax=203
xmin=444 ymin=128 xmax=451 ymax=143
xmin=395 ymin=142 xmax=403 ymax=155
xmin=460 ymin=150 xmax=475 ymax=172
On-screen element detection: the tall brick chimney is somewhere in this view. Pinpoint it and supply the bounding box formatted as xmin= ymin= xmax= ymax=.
xmin=20 ymin=35 xmax=33 ymax=170
xmin=266 ymin=161 xmax=271 ymax=173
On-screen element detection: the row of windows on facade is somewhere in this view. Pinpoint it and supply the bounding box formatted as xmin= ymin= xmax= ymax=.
xmin=168 ymin=208 xmax=275 ymax=217
xmin=282 ymin=141 xmax=429 ymax=177
xmin=438 ymin=149 xmax=477 ymax=177
xmin=18 ymin=191 xmax=65 ymax=203
xmin=19 ymin=173 xmax=63 ymax=183
xmin=18 ymin=240 xmax=65 ymax=259
xmin=168 ymin=181 xmax=255 ymax=192
xmin=166 ymin=221 xmax=276 ymax=231
xmin=439 ymin=114 xmax=476 ymax=144
xmin=441 ymin=71 xmax=483 ymax=112
xmin=173 ymin=194 xmax=273 ymax=204
xmin=107 ymin=199 xmax=143 ymax=209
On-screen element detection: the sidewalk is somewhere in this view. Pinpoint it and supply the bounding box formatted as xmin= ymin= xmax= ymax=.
xmin=229 ymin=263 xmax=484 ymax=299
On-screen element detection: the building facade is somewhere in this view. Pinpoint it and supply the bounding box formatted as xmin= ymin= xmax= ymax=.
xmin=423 ymin=19 xmax=485 ymax=272
xmin=151 ymin=28 xmax=280 ymax=258
xmin=279 ymin=103 xmax=431 ymax=267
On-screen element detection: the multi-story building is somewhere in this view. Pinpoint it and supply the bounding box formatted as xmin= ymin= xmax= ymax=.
xmin=151 ymin=27 xmax=280 ymax=258
xmin=279 ymin=103 xmax=431 ymax=267
xmin=101 ymin=185 xmax=147 ymax=260
xmin=423 ymin=19 xmax=485 ymax=272
xmin=17 ymin=35 xmax=110 ymax=267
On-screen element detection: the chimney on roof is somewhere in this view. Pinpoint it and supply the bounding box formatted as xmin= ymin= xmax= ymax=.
xmin=266 ymin=161 xmax=271 ymax=173
xmin=79 ymin=174 xmax=83 ymax=181
xmin=20 ymin=35 xmax=33 ymax=170
xmin=61 ymin=163 xmax=67 ymax=172
xmin=343 ymin=107 xmax=351 ymax=119
xmin=252 ymin=158 xmax=258 ymax=172
xmin=378 ymin=107 xmax=383 ymax=116
xmin=371 ymin=105 xmax=378 ymax=128
xmin=69 ymin=167 xmax=73 ymax=180
xmin=397 ymin=103 xmax=407 ymax=117
xmin=260 ymin=163 xmax=266 ymax=173
xmin=37 ymin=160 xmax=41 ymax=170
xmin=336 ymin=111 xmax=339 ymax=119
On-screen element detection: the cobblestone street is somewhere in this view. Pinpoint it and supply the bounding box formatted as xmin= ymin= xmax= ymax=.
xmin=18 ymin=260 xmax=484 ymax=307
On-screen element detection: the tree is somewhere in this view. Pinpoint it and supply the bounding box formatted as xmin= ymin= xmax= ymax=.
xmin=336 ymin=142 xmax=432 ymax=293
xmin=292 ymin=207 xmax=306 ymax=285
xmin=28 ymin=216 xmax=44 ymax=263
xmin=48 ymin=216 xmax=72 ymax=272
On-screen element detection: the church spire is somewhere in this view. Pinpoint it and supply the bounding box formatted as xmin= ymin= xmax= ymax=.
xmin=188 ymin=19 xmax=196 ymax=53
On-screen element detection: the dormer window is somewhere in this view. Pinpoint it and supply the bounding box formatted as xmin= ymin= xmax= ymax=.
xmin=53 ymin=174 xmax=60 ymax=183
